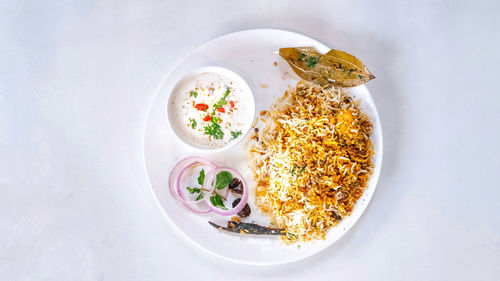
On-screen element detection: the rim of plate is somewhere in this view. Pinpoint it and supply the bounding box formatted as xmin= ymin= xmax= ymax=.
xmin=142 ymin=28 xmax=383 ymax=265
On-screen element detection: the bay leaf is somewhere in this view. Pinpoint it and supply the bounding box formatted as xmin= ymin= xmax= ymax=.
xmin=279 ymin=47 xmax=375 ymax=87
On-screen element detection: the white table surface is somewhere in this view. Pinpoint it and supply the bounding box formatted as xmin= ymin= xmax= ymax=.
xmin=1 ymin=1 xmax=499 ymax=280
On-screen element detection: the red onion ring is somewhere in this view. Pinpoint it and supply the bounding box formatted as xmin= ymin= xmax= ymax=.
xmin=168 ymin=157 xmax=217 ymax=214
xmin=176 ymin=161 xmax=214 ymax=204
xmin=203 ymin=167 xmax=249 ymax=216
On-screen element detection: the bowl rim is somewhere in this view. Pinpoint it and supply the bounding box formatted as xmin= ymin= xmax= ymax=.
xmin=165 ymin=66 xmax=256 ymax=153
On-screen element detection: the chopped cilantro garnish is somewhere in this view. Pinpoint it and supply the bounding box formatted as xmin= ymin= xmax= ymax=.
xmin=230 ymin=131 xmax=242 ymax=139
xmin=209 ymin=194 xmax=226 ymax=209
xmin=298 ymin=165 xmax=306 ymax=174
xmin=213 ymin=87 xmax=231 ymax=111
xmin=223 ymin=87 xmax=231 ymax=98
xmin=299 ymin=53 xmax=319 ymax=68
xmin=189 ymin=118 xmax=197 ymax=128
xmin=289 ymin=164 xmax=306 ymax=176
xmin=195 ymin=193 xmax=203 ymax=201
xmin=203 ymin=122 xmax=224 ymax=139
xmin=210 ymin=113 xmax=221 ymax=124
xmin=203 ymin=111 xmax=224 ymax=139
xmin=306 ymin=56 xmax=319 ymax=68
xmin=202 ymin=87 xmax=231 ymax=139
xmin=190 ymin=90 xmax=198 ymax=98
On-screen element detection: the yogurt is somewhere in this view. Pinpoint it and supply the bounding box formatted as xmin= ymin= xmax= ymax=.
xmin=167 ymin=67 xmax=255 ymax=150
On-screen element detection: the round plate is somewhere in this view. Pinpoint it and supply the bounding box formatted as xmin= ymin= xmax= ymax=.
xmin=143 ymin=29 xmax=383 ymax=265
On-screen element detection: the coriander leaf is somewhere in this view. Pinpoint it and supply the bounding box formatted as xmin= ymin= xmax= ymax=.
xmin=189 ymin=118 xmax=197 ymax=129
xmin=209 ymin=194 xmax=226 ymax=209
xmin=212 ymin=88 xmax=231 ymax=112
xmin=190 ymin=90 xmax=198 ymax=98
xmin=203 ymin=88 xmax=230 ymax=139
xmin=215 ymin=171 xmax=233 ymax=190
xmin=210 ymin=113 xmax=221 ymax=124
xmin=306 ymin=56 xmax=319 ymax=68
xmin=230 ymin=131 xmax=242 ymax=139
xmin=289 ymin=164 xmax=299 ymax=176
xmin=298 ymin=165 xmax=306 ymax=175
xmin=203 ymin=122 xmax=224 ymax=139
xmin=197 ymin=169 xmax=205 ymax=185
xmin=195 ymin=193 xmax=203 ymax=201
xmin=186 ymin=187 xmax=201 ymax=194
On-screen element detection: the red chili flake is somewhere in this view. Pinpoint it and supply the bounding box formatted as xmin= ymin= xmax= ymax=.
xmin=229 ymin=101 xmax=235 ymax=108
xmin=217 ymin=107 xmax=225 ymax=113
xmin=195 ymin=103 xmax=209 ymax=111
xmin=203 ymin=115 xmax=211 ymax=122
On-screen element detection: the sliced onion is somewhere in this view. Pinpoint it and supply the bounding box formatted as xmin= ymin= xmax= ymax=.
xmin=203 ymin=167 xmax=249 ymax=216
xmin=176 ymin=160 xmax=215 ymax=204
xmin=168 ymin=156 xmax=216 ymax=200
xmin=168 ymin=157 xmax=217 ymax=214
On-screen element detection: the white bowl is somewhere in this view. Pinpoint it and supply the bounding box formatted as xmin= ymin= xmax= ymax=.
xmin=166 ymin=66 xmax=255 ymax=153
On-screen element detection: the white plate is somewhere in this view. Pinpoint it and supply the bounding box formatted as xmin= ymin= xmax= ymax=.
xmin=143 ymin=29 xmax=383 ymax=265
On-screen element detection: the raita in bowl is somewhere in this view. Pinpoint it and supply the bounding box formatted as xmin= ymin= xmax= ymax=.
xmin=167 ymin=66 xmax=255 ymax=151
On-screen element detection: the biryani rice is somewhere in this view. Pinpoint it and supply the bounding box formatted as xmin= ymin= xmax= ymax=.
xmin=247 ymin=80 xmax=374 ymax=242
